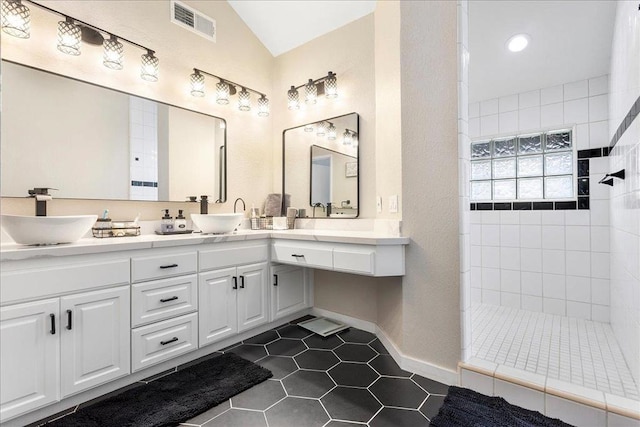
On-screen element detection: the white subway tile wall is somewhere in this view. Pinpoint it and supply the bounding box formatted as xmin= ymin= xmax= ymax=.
xmin=129 ymin=96 xmax=158 ymax=201
xmin=608 ymin=0 xmax=640 ymax=393
xmin=469 ymin=76 xmax=611 ymax=320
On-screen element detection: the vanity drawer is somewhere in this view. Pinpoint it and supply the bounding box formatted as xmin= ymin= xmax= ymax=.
xmin=333 ymin=246 xmax=375 ymax=275
xmin=199 ymin=241 xmax=268 ymax=271
xmin=272 ymin=241 xmax=333 ymax=269
xmin=131 ymin=312 xmax=198 ymax=372
xmin=131 ymin=251 xmax=197 ymax=283
xmin=131 ymin=275 xmax=198 ymax=327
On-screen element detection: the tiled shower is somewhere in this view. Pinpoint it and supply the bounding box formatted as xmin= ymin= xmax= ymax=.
xmin=461 ymin=0 xmax=640 ymax=406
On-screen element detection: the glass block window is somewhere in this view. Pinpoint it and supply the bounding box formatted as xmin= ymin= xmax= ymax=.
xmin=470 ymin=129 xmax=574 ymax=201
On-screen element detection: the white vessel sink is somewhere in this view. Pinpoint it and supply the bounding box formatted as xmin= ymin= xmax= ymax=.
xmin=1 ymin=214 xmax=97 ymax=245
xmin=191 ymin=213 xmax=244 ymax=234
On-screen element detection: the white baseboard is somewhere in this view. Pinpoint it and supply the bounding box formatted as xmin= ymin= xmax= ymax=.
xmin=312 ymin=307 xmax=459 ymax=386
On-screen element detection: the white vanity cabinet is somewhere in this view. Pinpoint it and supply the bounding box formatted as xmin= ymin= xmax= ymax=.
xmin=0 ymin=286 xmax=130 ymax=421
xmin=271 ymin=264 xmax=311 ymax=321
xmin=198 ymin=241 xmax=269 ymax=347
xmin=130 ymin=249 xmax=199 ymax=372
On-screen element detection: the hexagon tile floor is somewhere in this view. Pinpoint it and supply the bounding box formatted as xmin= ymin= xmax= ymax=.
xmin=185 ymin=316 xmax=449 ymax=427
xmin=35 ymin=316 xmax=449 ymax=427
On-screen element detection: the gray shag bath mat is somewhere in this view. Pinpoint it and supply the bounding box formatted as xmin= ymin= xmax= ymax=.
xmin=431 ymin=386 xmax=574 ymax=427
xmin=47 ymin=352 xmax=272 ymax=427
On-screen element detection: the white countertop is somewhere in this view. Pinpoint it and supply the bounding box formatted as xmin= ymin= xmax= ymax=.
xmin=0 ymin=228 xmax=410 ymax=261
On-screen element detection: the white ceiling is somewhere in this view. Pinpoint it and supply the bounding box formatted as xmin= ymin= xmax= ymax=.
xmin=227 ymin=0 xmax=376 ymax=57
xmin=469 ymin=1 xmax=616 ymax=103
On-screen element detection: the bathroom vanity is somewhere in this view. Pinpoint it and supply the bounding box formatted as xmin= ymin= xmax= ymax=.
xmin=0 ymin=229 xmax=408 ymax=424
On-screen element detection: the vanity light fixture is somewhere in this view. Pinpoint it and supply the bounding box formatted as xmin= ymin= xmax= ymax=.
xmin=507 ymin=33 xmax=530 ymax=52
xmin=343 ymin=129 xmax=357 ymax=145
xmin=190 ymin=68 xmax=269 ymax=116
xmin=327 ymin=122 xmax=337 ymax=140
xmin=57 ymin=17 xmax=81 ymax=56
xmin=316 ymin=121 xmax=327 ymax=137
xmin=2 ymin=0 xmax=160 ymax=80
xmin=288 ymin=86 xmax=300 ymax=110
xmin=103 ymin=35 xmax=124 ymax=70
xmin=1 ymin=0 xmax=30 ymax=38
xmin=288 ymin=71 xmax=338 ymax=110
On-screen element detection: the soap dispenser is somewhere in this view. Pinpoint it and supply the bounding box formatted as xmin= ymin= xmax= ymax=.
xmin=161 ymin=209 xmax=174 ymax=233
xmin=175 ymin=209 xmax=187 ymax=231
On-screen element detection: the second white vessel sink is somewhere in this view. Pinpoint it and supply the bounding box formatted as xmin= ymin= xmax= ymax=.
xmin=1 ymin=214 xmax=97 ymax=245
xmin=191 ymin=213 xmax=244 ymax=234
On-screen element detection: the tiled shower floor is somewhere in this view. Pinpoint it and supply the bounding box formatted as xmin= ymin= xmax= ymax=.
xmin=34 ymin=316 xmax=449 ymax=427
xmin=472 ymin=304 xmax=639 ymax=400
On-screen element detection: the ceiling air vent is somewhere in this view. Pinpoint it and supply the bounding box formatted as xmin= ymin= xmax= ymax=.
xmin=170 ymin=1 xmax=216 ymax=43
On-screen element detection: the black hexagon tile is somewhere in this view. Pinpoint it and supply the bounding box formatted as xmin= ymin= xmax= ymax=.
xmin=338 ymin=328 xmax=376 ymax=344
xmin=369 ymin=339 xmax=390 ymax=355
xmin=419 ymin=394 xmax=446 ymax=421
xmin=255 ymin=355 xmax=298 ymax=380
xmin=369 ymin=377 xmax=428 ymax=409
xmin=304 ymin=334 xmax=344 ymax=350
xmin=243 ymin=330 xmax=279 ymax=345
xmin=202 ymin=408 xmax=267 ymax=427
xmin=294 ymin=349 xmax=340 ymax=370
xmin=329 ymin=362 xmax=380 ymax=387
xmin=282 ymin=370 xmax=335 ymax=398
xmin=230 ymin=379 xmax=285 ymax=410
xmin=412 ymin=374 xmax=450 ymax=395
xmin=266 ymin=338 xmax=307 ymax=356
xmin=227 ymin=344 xmax=267 ymax=362
xmin=277 ymin=324 xmax=313 ymax=339
xmin=369 ymin=407 xmax=430 ymax=427
xmin=265 ymin=396 xmax=329 ymax=427
xmin=334 ymin=343 xmax=377 ymax=363
xmin=369 ymin=354 xmax=411 ymax=377
xmin=321 ymin=386 xmax=382 ymax=423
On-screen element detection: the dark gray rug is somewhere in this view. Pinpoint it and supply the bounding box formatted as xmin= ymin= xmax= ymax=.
xmin=431 ymin=386 xmax=574 ymax=427
xmin=47 ymin=353 xmax=272 ymax=427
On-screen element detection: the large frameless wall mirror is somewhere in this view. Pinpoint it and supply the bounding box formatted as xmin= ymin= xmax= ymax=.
xmin=1 ymin=60 xmax=227 ymax=203
xmin=283 ymin=112 xmax=359 ymax=218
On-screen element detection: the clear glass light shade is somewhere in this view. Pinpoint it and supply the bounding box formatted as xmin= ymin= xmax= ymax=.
xmin=2 ymin=0 xmax=30 ymax=38
xmin=287 ymin=86 xmax=299 ymax=110
xmin=103 ymin=36 xmax=123 ymax=70
xmin=216 ymin=81 xmax=230 ymax=105
xmin=190 ymin=72 xmax=205 ymax=97
xmin=316 ymin=122 xmax=326 ymax=136
xmin=257 ymin=95 xmax=269 ymax=117
xmin=238 ymin=88 xmax=251 ymax=111
xmin=343 ymin=130 xmax=352 ymax=145
xmin=304 ymin=124 xmax=314 ymax=133
xmin=140 ymin=51 xmax=159 ymax=82
xmin=327 ymin=123 xmax=337 ymax=140
xmin=57 ymin=19 xmax=81 ymax=56
xmin=324 ymin=71 xmax=338 ymax=98
xmin=305 ymin=79 xmax=317 ymax=104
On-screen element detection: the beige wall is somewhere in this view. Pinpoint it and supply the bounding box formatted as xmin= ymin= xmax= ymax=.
xmin=400 ymin=1 xmax=461 ymax=371
xmin=1 ymin=0 xmax=274 ymax=220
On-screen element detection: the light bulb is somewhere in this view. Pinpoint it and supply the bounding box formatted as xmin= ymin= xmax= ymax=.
xmin=257 ymin=95 xmax=269 ymax=117
xmin=216 ymin=80 xmax=230 ymax=105
xmin=190 ymin=71 xmax=205 ymax=97
xmin=324 ymin=71 xmax=338 ymax=98
xmin=1 ymin=0 xmax=30 ymax=38
xmin=238 ymin=87 xmax=251 ymax=111
xmin=141 ymin=51 xmax=159 ymax=82
xmin=57 ymin=18 xmax=81 ymax=56
xmin=103 ymin=35 xmax=123 ymax=70
xmin=305 ymin=79 xmax=317 ymax=104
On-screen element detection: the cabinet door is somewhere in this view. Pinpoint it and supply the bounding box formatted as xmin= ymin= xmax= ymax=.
xmin=0 ymin=299 xmax=59 ymax=422
xmin=237 ymin=262 xmax=269 ymax=332
xmin=199 ymin=267 xmax=237 ymax=346
xmin=271 ymin=264 xmax=308 ymax=321
xmin=60 ymin=286 xmax=130 ymax=398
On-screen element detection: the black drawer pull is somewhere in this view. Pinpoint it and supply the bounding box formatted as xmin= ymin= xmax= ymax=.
xmin=273 ymin=274 xmax=278 ymax=286
xmin=240 ymin=276 xmax=245 ymax=289
xmin=50 ymin=313 xmax=56 ymax=335
xmin=160 ymin=337 xmax=179 ymax=346
xmin=159 ymin=263 xmax=179 ymax=269
xmin=232 ymin=276 xmax=238 ymax=290
xmin=66 ymin=310 xmax=72 ymax=330
xmin=291 ymin=254 xmax=304 ymax=258
xmin=160 ymin=296 xmax=179 ymax=303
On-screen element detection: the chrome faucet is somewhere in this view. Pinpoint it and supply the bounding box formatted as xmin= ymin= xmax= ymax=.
xmin=234 ymin=198 xmax=246 ymax=214
xmin=28 ymin=187 xmax=56 ymax=216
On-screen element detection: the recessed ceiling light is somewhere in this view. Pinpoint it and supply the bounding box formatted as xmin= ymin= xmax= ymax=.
xmin=507 ymin=34 xmax=530 ymax=52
